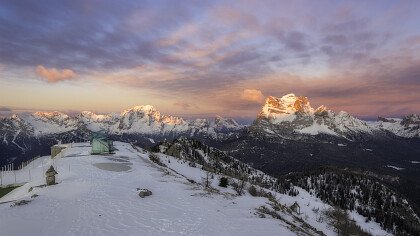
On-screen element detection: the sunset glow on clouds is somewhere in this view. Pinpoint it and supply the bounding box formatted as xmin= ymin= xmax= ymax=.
xmin=0 ymin=0 xmax=420 ymax=119
xmin=36 ymin=66 xmax=76 ymax=83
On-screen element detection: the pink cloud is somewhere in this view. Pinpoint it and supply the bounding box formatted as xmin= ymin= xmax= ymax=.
xmin=241 ymin=89 xmax=264 ymax=103
xmin=36 ymin=65 xmax=76 ymax=83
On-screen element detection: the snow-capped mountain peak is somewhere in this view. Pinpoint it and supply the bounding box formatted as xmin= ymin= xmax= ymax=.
xmin=213 ymin=115 xmax=242 ymax=132
xmin=121 ymin=105 xmax=160 ymax=118
xmin=254 ymin=93 xmax=374 ymax=138
xmin=314 ymin=105 xmax=328 ymax=115
xmin=32 ymin=111 xmax=70 ymax=122
xmin=402 ymin=114 xmax=420 ymax=125
xmin=0 ymin=105 xmax=243 ymax=139
xmin=124 ymin=105 xmax=160 ymax=115
xmin=80 ymin=111 xmax=116 ymax=122
xmin=259 ymin=94 xmax=314 ymax=123
xmin=214 ymin=115 xmax=239 ymax=126
xmin=372 ymin=114 xmax=420 ymax=138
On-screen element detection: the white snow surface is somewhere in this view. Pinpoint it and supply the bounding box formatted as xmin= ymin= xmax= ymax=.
xmin=296 ymin=122 xmax=338 ymax=136
xmin=20 ymin=112 xmax=77 ymax=135
xmin=0 ymin=142 xmax=290 ymax=236
xmin=0 ymin=142 xmax=390 ymax=236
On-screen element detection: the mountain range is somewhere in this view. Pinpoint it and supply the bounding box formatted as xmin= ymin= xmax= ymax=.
xmin=1 ymin=93 xmax=418 ymax=143
xmin=1 ymin=93 xmax=420 ymax=214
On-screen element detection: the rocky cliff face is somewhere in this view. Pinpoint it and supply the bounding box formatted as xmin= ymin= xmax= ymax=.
xmin=252 ymin=93 xmax=374 ymax=139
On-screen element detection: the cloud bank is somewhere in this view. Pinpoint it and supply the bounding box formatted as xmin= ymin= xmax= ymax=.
xmin=0 ymin=0 xmax=419 ymax=118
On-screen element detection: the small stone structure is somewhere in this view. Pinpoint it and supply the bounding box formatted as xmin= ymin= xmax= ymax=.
xmin=138 ymin=188 xmax=152 ymax=198
xmin=45 ymin=166 xmax=58 ymax=186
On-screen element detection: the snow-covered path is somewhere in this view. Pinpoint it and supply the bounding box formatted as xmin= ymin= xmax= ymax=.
xmin=0 ymin=142 xmax=293 ymax=236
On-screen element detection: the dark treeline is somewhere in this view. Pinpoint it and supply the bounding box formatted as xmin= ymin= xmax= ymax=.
xmin=153 ymin=137 xmax=420 ymax=236
xmin=283 ymin=167 xmax=420 ymax=236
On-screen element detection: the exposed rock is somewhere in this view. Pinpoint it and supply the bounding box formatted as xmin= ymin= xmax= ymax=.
xmin=401 ymin=114 xmax=420 ymax=126
xmin=378 ymin=117 xmax=395 ymax=123
xmin=254 ymin=94 xmax=373 ymax=138
xmin=138 ymin=188 xmax=152 ymax=198
xmin=10 ymin=199 xmax=31 ymax=207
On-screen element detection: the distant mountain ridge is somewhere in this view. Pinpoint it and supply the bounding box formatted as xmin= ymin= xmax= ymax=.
xmin=1 ymin=94 xmax=418 ymax=140
xmin=372 ymin=114 xmax=420 ymax=138
xmin=0 ymin=105 xmax=243 ymax=139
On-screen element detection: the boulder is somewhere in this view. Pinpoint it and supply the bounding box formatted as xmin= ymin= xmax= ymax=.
xmin=138 ymin=189 xmax=152 ymax=198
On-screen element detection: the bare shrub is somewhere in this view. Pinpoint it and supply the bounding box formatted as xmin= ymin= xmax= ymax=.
xmin=323 ymin=207 xmax=370 ymax=236
xmin=202 ymin=171 xmax=212 ymax=188
xmin=149 ymin=153 xmax=166 ymax=167
xmin=248 ymin=185 xmax=258 ymax=196
xmin=232 ymin=177 xmax=246 ymax=195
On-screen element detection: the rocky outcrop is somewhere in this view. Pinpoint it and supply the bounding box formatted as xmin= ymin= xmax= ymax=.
xmin=373 ymin=114 xmax=420 ymax=138
xmin=253 ymin=94 xmax=373 ymax=139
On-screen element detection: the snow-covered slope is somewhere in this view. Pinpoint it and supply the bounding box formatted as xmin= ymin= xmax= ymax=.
xmin=0 ymin=142 xmax=389 ymax=236
xmin=20 ymin=111 xmax=78 ymax=135
xmin=254 ymin=94 xmax=375 ymax=138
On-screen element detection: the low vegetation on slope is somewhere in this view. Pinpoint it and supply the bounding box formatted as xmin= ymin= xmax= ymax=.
xmin=0 ymin=185 xmax=20 ymax=199
xmin=152 ymin=137 xmax=297 ymax=196
xmin=153 ymin=137 xmax=420 ymax=235
xmin=283 ymin=167 xmax=420 ymax=235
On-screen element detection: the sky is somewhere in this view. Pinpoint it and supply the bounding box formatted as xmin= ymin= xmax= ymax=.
xmin=1 ymin=0 xmax=420 ymax=120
